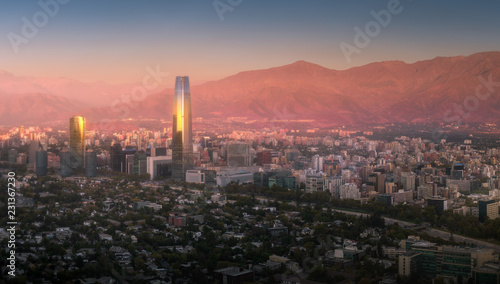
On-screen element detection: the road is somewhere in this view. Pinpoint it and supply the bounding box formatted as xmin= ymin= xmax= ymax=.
xmin=422 ymin=228 xmax=500 ymax=253
xmin=240 ymin=194 xmax=500 ymax=253
xmin=333 ymin=208 xmax=500 ymax=253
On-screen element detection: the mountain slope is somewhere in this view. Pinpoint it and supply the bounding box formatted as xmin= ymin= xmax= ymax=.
xmin=3 ymin=51 xmax=500 ymax=126
xmin=0 ymin=93 xmax=83 ymax=125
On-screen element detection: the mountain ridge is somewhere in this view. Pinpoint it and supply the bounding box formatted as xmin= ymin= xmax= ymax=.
xmin=2 ymin=51 xmax=500 ymax=126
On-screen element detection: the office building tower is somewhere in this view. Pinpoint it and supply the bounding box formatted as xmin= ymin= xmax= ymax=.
xmin=133 ymin=151 xmax=147 ymax=175
xmin=172 ymin=76 xmax=193 ymax=181
xmin=306 ymin=175 xmax=324 ymax=193
xmin=201 ymin=136 xmax=211 ymax=148
xmin=60 ymin=151 xmax=73 ymax=178
xmin=401 ymin=172 xmax=416 ymax=191
xmin=19 ymin=125 xmax=25 ymax=138
xmin=426 ymin=197 xmax=448 ymax=215
xmin=226 ymin=141 xmax=251 ymax=167
xmin=253 ymin=172 xmax=270 ymax=188
xmin=69 ymin=116 xmax=86 ymax=169
xmin=312 ymin=155 xmax=324 ymax=172
xmin=85 ymin=151 xmax=97 ymax=177
xmin=255 ymin=150 xmax=272 ymax=166
xmin=8 ymin=149 xmax=18 ymax=164
xmin=268 ymin=171 xmax=297 ymax=190
xmin=358 ymin=166 xmax=373 ymax=183
xmin=35 ymin=150 xmax=48 ymax=176
xmin=29 ymin=140 xmax=41 ymax=167
xmin=110 ymin=143 xmax=123 ymax=172
xmin=479 ymin=199 xmax=496 ymax=222
xmin=367 ymin=171 xmax=386 ymax=193
xmin=284 ymin=149 xmax=300 ymax=164
xmin=325 ymin=176 xmax=345 ymax=198
xmin=339 ymin=183 xmax=360 ymax=200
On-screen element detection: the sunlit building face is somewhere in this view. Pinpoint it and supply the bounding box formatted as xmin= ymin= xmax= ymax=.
xmin=172 ymin=76 xmax=193 ymax=180
xmin=69 ymin=115 xmax=86 ymax=169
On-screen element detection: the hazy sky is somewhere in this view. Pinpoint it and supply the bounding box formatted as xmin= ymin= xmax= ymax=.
xmin=1 ymin=0 xmax=499 ymax=85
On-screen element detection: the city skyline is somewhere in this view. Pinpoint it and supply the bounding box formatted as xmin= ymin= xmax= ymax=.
xmin=2 ymin=2 xmax=500 ymax=283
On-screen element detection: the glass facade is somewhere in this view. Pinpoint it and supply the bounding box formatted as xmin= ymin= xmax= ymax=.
xmin=85 ymin=151 xmax=97 ymax=177
xmin=60 ymin=151 xmax=73 ymax=178
xmin=172 ymin=76 xmax=193 ymax=181
xmin=69 ymin=116 xmax=86 ymax=169
xmin=35 ymin=150 xmax=48 ymax=176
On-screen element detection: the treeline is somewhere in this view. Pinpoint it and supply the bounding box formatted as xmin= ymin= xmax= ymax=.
xmin=225 ymin=182 xmax=500 ymax=241
xmin=225 ymin=183 xmax=333 ymax=206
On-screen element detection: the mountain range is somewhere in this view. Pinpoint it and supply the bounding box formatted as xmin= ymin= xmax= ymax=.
xmin=1 ymin=51 xmax=499 ymax=127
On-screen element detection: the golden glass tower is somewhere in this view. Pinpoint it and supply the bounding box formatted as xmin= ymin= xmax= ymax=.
xmin=69 ymin=115 xmax=86 ymax=169
xmin=172 ymin=76 xmax=193 ymax=181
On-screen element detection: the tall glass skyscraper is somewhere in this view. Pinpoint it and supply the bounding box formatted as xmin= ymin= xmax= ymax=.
xmin=35 ymin=150 xmax=48 ymax=176
xmin=172 ymin=76 xmax=193 ymax=181
xmin=69 ymin=115 xmax=86 ymax=169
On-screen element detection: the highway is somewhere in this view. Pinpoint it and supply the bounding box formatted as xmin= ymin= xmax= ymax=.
xmin=240 ymin=194 xmax=500 ymax=253
xmin=333 ymin=208 xmax=500 ymax=253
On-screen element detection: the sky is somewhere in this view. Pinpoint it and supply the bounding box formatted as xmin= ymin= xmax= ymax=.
xmin=1 ymin=0 xmax=499 ymax=86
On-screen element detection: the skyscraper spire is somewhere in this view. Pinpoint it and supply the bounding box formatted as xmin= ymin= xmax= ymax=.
xmin=172 ymin=76 xmax=193 ymax=181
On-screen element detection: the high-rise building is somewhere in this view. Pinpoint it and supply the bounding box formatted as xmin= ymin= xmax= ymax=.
xmin=358 ymin=165 xmax=373 ymax=183
xmin=35 ymin=150 xmax=48 ymax=176
xmin=367 ymin=171 xmax=386 ymax=193
xmin=69 ymin=116 xmax=86 ymax=169
xmin=426 ymin=197 xmax=448 ymax=215
xmin=133 ymin=151 xmax=147 ymax=175
xmin=85 ymin=151 xmax=97 ymax=177
xmin=312 ymin=155 xmax=324 ymax=172
xmin=227 ymin=142 xmax=251 ymax=167
xmin=253 ymin=172 xmax=269 ymax=188
xmin=325 ymin=176 xmax=345 ymax=198
xmin=400 ymin=172 xmax=416 ymax=191
xmin=29 ymin=140 xmax=41 ymax=167
xmin=60 ymin=151 xmax=73 ymax=178
xmin=479 ymin=199 xmax=496 ymax=222
xmin=306 ymin=175 xmax=324 ymax=193
xmin=339 ymin=183 xmax=360 ymax=200
xmin=255 ymin=150 xmax=272 ymax=165
xmin=8 ymin=149 xmax=18 ymax=164
xmin=172 ymin=76 xmax=193 ymax=181
xmin=110 ymin=143 xmax=124 ymax=172
xmin=19 ymin=125 xmax=25 ymax=138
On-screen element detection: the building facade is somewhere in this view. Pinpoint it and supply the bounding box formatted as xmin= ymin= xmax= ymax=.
xmin=69 ymin=116 xmax=86 ymax=169
xmin=172 ymin=76 xmax=193 ymax=181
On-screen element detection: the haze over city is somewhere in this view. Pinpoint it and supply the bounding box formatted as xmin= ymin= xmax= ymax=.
xmin=1 ymin=1 xmax=500 ymax=284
